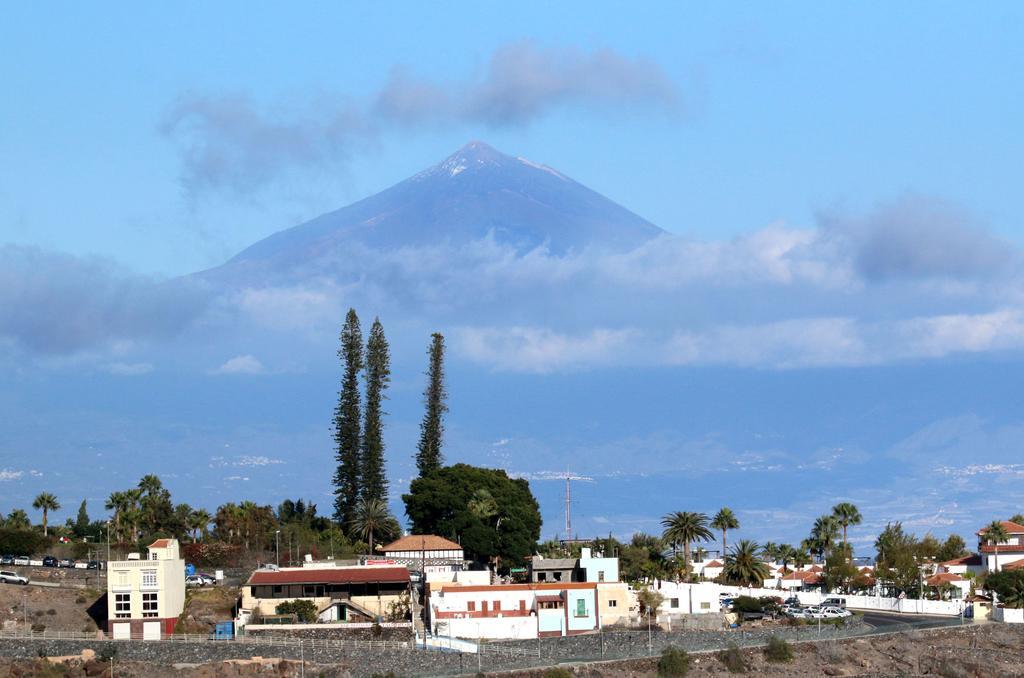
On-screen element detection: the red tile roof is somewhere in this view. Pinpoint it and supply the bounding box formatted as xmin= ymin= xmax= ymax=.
xmin=782 ymin=571 xmax=820 ymax=584
xmin=940 ymin=554 xmax=982 ymax=567
xmin=979 ymin=544 xmax=1024 ymax=553
xmin=976 ymin=521 xmax=1024 ymax=536
xmin=926 ymin=572 xmax=965 ymax=585
xmin=704 ymin=560 xmax=723 ymax=567
xmin=148 ymin=539 xmax=172 ymax=549
xmin=1003 ymin=559 xmax=1024 ymax=571
xmin=382 ymin=535 xmax=463 ymax=552
xmin=535 ymin=595 xmax=563 ymax=603
xmin=808 ymin=565 xmax=823 ymax=572
xmin=246 ymin=566 xmax=409 ymax=586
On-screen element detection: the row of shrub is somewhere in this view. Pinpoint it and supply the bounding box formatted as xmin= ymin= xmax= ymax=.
xmin=656 ymin=636 xmax=794 ymax=676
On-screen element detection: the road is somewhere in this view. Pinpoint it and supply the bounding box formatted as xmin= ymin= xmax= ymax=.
xmin=859 ymin=610 xmax=965 ymax=632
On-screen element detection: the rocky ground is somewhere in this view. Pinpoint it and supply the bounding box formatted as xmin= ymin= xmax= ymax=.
xmin=0 ymin=582 xmax=105 ymax=634
xmin=0 ymin=622 xmax=1020 ymax=677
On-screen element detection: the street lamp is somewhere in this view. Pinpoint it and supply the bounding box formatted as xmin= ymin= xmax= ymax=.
xmin=275 ymin=530 xmax=281 ymax=567
xmin=106 ymin=520 xmax=111 ymax=565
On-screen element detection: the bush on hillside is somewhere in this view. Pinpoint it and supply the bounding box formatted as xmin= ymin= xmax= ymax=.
xmin=764 ymin=636 xmax=794 ymax=662
xmin=658 ymin=646 xmax=691 ymax=676
xmin=718 ymin=643 xmax=747 ymax=673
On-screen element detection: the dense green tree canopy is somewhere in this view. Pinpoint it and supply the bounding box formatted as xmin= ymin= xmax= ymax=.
xmin=403 ymin=463 xmax=541 ymax=566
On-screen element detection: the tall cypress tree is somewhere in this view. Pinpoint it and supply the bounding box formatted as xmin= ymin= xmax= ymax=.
xmin=333 ymin=309 xmax=363 ymax=525
xmin=360 ymin=317 xmax=391 ymax=503
xmin=416 ymin=332 xmax=447 ymax=476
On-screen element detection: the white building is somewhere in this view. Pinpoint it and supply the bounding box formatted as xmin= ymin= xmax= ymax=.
xmin=652 ymin=581 xmax=721 ymax=615
xmin=429 ymin=582 xmax=601 ymax=640
xmin=107 ymin=539 xmax=186 ymax=640
xmin=381 ymin=535 xmax=465 ymax=574
xmin=978 ymin=521 xmax=1024 ymax=572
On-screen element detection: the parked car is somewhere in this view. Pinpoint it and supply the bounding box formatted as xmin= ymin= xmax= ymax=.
xmin=821 ymin=597 xmax=847 ymax=608
xmin=803 ymin=606 xmax=825 ymax=619
xmin=58 ymin=558 xmax=75 ymax=568
xmin=13 ymin=556 xmax=30 ymax=566
xmin=783 ymin=596 xmax=801 ymax=606
xmin=0 ymin=555 xmax=13 ymax=566
xmin=0 ymin=571 xmax=29 ymax=585
xmin=781 ymin=605 xmax=804 ymax=617
xmin=86 ymin=560 xmax=100 ymax=569
xmin=196 ymin=573 xmax=216 ymax=585
xmin=820 ymin=606 xmax=852 ymax=619
xmin=42 ymin=556 xmax=58 ymax=567
xmin=185 ymin=575 xmax=206 ymax=587
xmin=719 ymin=597 xmax=734 ymax=609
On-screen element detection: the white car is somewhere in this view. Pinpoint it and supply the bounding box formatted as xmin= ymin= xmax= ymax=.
xmin=820 ymin=606 xmax=852 ymax=618
xmin=802 ymin=606 xmax=825 ymax=618
xmin=0 ymin=570 xmax=29 ymax=585
xmin=185 ymin=575 xmax=207 ymax=587
xmin=12 ymin=556 xmax=30 ymax=566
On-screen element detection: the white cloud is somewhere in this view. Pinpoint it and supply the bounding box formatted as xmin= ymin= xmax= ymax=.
xmin=209 ymin=454 xmax=285 ymax=468
xmin=103 ymin=362 xmax=154 ymax=376
xmin=457 ymin=327 xmax=639 ymax=373
xmin=209 ymin=354 xmax=264 ymax=375
xmin=0 ymin=469 xmax=23 ymax=481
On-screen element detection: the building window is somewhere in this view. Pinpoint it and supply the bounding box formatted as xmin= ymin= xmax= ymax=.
xmin=670 ymin=598 xmax=679 ymax=608
xmin=519 ymin=600 xmax=526 ymax=612
xmin=114 ymin=593 xmax=131 ymax=618
xmin=553 ymin=572 xmax=563 ymax=581
xmin=141 ymin=570 xmax=158 ymax=588
xmin=608 ymin=599 xmax=617 ymax=608
xmin=467 ymin=601 xmax=476 ymax=612
xmin=700 ymin=602 xmax=711 ymax=610
xmin=598 ymin=571 xmax=605 ymax=582
xmin=538 ymin=572 xmax=546 ymax=581
xmin=575 ymin=598 xmax=587 ymax=617
xmin=150 ymin=551 xmax=158 ymax=560
xmin=114 ymin=570 xmax=129 ymax=588
xmin=142 ymin=592 xmax=158 ymax=618
xmin=493 ymin=600 xmax=501 ymax=611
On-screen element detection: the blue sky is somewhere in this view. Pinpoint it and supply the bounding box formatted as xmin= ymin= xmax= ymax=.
xmin=4 ymin=3 xmax=1022 ymax=274
xmin=2 ymin=3 xmax=1024 ymax=554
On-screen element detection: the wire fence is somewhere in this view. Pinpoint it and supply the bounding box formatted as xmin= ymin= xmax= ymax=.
xmin=0 ymin=628 xmax=414 ymax=651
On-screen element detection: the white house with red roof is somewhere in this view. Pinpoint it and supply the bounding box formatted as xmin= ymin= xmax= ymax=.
xmin=925 ymin=572 xmax=970 ymax=600
xmin=429 ymin=582 xmax=602 ymax=639
xmin=239 ymin=565 xmax=410 ymax=625
xmin=700 ymin=559 xmax=724 ymax=580
xmin=936 ymin=554 xmax=985 ymax=577
xmin=977 ymin=521 xmax=1024 ymax=572
xmin=381 ymin=534 xmax=465 ymax=573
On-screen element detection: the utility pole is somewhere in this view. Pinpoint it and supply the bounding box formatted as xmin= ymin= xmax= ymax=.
xmin=275 ymin=530 xmax=281 ymax=567
xmin=565 ymin=475 xmax=571 ymax=535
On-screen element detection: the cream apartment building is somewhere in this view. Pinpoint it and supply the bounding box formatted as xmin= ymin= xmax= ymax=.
xmin=107 ymin=538 xmax=186 ymax=639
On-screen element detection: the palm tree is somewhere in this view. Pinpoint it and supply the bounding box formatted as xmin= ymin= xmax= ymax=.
xmin=831 ymin=502 xmax=862 ymax=549
xmin=190 ymin=508 xmax=212 ymax=542
xmin=760 ymin=541 xmax=780 ymax=565
xmin=724 ymin=540 xmax=771 ymax=587
xmin=776 ymin=544 xmax=796 ymax=573
xmin=793 ymin=546 xmax=812 ymax=570
xmin=5 ymin=509 xmax=31 ymax=530
xmin=711 ymin=507 xmax=740 ymax=558
xmin=350 ymin=497 xmax=394 ymax=554
xmin=983 ymin=520 xmax=1010 ymax=572
xmin=810 ymin=515 xmax=840 ymax=561
xmin=32 ymin=493 xmax=60 ymax=536
xmin=661 ymin=511 xmax=714 ymax=581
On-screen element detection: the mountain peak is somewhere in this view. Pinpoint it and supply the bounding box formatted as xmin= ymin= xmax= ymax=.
xmin=214 ymin=143 xmax=666 ymax=277
xmin=436 ymin=140 xmax=509 ymax=177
